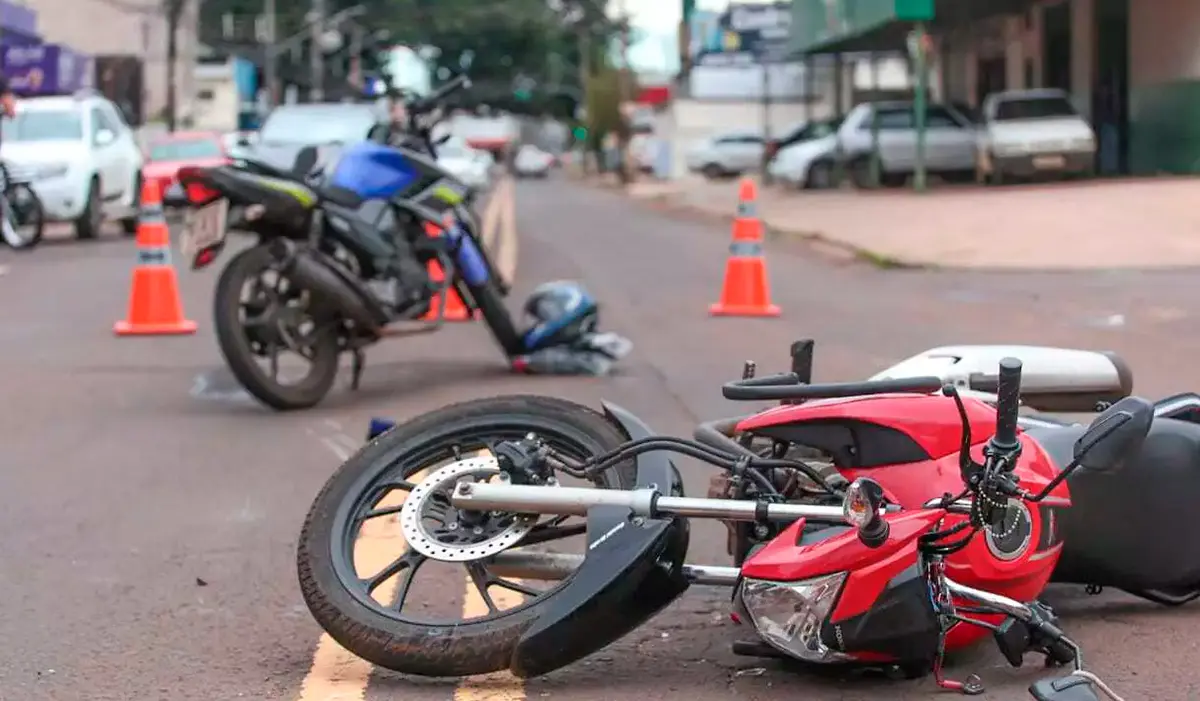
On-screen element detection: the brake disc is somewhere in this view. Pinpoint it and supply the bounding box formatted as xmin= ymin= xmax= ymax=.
xmin=399 ymin=455 xmax=539 ymax=562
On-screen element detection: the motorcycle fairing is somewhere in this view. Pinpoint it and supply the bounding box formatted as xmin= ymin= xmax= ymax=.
xmin=509 ymin=403 xmax=691 ymax=678
xmin=738 ymin=394 xmax=1001 ymax=467
xmin=819 ymin=562 xmax=941 ymax=667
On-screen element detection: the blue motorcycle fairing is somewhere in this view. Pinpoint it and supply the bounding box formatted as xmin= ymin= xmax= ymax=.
xmin=327 ymin=141 xmax=421 ymax=201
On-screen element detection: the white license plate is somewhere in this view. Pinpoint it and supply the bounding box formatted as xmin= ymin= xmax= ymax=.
xmin=1033 ymin=155 xmax=1066 ymax=170
xmin=180 ymin=199 xmax=229 ymax=262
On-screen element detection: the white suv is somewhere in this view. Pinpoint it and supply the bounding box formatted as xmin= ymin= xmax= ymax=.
xmin=1 ymin=91 xmax=143 ymax=239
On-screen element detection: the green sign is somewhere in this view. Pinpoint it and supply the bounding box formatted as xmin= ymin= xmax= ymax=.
xmin=791 ymin=0 xmax=934 ymax=54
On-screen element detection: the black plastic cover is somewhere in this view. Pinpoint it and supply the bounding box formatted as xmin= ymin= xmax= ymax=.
xmin=509 ymin=402 xmax=691 ymax=678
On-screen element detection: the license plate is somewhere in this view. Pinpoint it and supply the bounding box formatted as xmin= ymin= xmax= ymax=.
xmin=1033 ymin=155 xmax=1065 ymax=170
xmin=180 ymin=199 xmax=229 ymax=265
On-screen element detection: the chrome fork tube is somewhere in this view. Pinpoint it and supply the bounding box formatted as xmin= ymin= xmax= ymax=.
xmin=943 ymin=577 xmax=1034 ymax=621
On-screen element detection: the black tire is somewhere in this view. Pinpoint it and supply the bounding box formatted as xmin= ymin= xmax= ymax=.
xmin=297 ymin=394 xmax=635 ymax=677
xmin=2 ymin=183 xmax=44 ymax=250
xmin=804 ymin=160 xmax=835 ymax=190
xmin=213 ymin=245 xmax=341 ymax=411
xmin=986 ymin=155 xmax=1006 ymax=186
xmin=469 ymin=278 xmax=523 ymax=356
xmin=701 ymin=163 xmax=725 ymax=180
xmin=75 ymin=177 xmax=102 ymax=239
xmin=848 ymin=157 xmax=875 ymax=189
xmin=120 ymin=173 xmax=142 ymax=235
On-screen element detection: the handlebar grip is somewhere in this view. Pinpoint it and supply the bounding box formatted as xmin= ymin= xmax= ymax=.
xmin=992 ymin=357 xmax=1023 ymax=450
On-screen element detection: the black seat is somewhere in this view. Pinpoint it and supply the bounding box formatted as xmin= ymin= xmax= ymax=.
xmin=1028 ymin=418 xmax=1200 ymax=590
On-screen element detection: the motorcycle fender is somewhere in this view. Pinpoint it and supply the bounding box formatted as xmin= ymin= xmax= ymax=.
xmin=509 ymin=505 xmax=690 ymax=678
xmin=511 ymin=402 xmax=690 ymax=678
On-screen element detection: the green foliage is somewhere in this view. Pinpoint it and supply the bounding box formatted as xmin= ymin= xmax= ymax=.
xmin=584 ymin=66 xmax=637 ymax=138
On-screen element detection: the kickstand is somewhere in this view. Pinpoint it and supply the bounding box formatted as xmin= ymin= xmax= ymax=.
xmin=350 ymin=348 xmax=365 ymax=391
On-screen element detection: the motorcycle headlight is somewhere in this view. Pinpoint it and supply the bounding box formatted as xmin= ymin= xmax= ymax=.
xmin=739 ymin=572 xmax=849 ymax=662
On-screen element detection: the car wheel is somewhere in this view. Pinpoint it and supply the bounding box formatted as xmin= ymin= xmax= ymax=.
xmin=848 ymin=157 xmax=875 ymax=189
xmin=805 ymin=160 xmax=835 ymax=190
xmin=75 ymin=177 xmax=102 ymax=240
xmin=120 ymin=172 xmax=142 ymax=236
xmin=987 ymin=158 xmax=1006 ymax=186
xmin=701 ymin=163 xmax=725 ymax=180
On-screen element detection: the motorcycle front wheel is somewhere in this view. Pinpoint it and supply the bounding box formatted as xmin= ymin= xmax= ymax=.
xmin=213 ymin=245 xmax=341 ymax=411
xmin=297 ymin=394 xmax=634 ymax=677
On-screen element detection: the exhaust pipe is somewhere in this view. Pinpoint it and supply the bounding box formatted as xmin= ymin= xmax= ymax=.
xmin=268 ymin=239 xmax=386 ymax=332
xmin=451 ymin=482 xmax=862 ymax=524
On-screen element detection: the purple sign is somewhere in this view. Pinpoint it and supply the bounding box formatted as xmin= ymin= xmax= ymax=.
xmin=0 ymin=0 xmax=36 ymax=36
xmin=2 ymin=43 xmax=92 ymax=95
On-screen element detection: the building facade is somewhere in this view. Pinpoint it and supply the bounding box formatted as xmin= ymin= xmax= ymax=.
xmin=12 ymin=0 xmax=198 ymax=123
xmin=792 ymin=0 xmax=1200 ymax=175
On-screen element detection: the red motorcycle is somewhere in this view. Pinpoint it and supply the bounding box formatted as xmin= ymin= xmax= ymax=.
xmin=298 ymin=354 xmax=1160 ymax=700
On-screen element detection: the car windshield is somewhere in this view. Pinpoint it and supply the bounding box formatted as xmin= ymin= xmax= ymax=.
xmin=258 ymin=108 xmax=376 ymax=145
xmin=149 ymin=137 xmax=223 ymax=161
xmin=2 ymin=109 xmax=83 ymax=141
xmin=994 ymin=96 xmax=1078 ymax=121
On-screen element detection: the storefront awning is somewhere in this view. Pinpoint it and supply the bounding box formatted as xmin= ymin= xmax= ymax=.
xmin=790 ymin=0 xmax=1037 ymax=55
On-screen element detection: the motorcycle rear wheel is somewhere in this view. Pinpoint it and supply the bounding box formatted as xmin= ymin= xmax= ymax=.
xmin=297 ymin=394 xmax=634 ymax=677
xmin=213 ymin=245 xmax=341 ymax=411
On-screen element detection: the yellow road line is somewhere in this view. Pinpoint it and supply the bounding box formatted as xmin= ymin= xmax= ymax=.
xmin=495 ymin=179 xmax=519 ymax=287
xmin=296 ymin=474 xmax=423 ymax=701
xmin=454 ymin=577 xmax=525 ymax=701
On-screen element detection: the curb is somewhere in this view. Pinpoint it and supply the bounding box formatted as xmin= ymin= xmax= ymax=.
xmin=629 ymin=187 xmax=934 ymax=271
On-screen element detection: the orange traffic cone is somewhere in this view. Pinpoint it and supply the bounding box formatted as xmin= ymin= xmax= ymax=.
xmin=113 ymin=179 xmax=198 ymax=335
xmin=709 ymin=179 xmax=781 ymax=317
xmin=419 ymin=220 xmax=476 ymax=322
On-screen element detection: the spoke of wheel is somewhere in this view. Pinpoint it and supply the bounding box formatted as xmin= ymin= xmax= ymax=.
xmin=364 ymin=548 xmax=425 ymax=598
xmin=466 ymin=562 xmax=500 ymax=613
xmin=490 ymin=577 xmax=542 ymax=598
xmin=359 ymin=503 xmax=405 ymax=520
xmin=267 ymin=344 xmax=280 ymax=380
xmin=390 ymin=552 xmax=427 ymax=611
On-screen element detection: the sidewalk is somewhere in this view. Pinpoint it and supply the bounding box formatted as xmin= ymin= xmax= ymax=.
xmin=604 ymin=174 xmax=1200 ymax=271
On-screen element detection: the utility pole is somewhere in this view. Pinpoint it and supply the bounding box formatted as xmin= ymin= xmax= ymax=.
xmin=760 ymin=57 xmax=772 ymax=184
xmin=347 ymin=22 xmax=363 ymax=91
xmin=262 ymin=0 xmax=277 ymax=107
xmin=616 ymin=0 xmax=633 ymax=185
xmin=309 ymin=0 xmax=325 ymax=102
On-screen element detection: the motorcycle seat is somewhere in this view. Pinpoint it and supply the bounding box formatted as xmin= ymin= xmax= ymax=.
xmin=1028 ymin=417 xmax=1200 ymax=590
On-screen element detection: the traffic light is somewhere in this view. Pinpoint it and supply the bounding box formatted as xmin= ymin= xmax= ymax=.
xmin=573 ymin=125 xmax=587 ymax=141
xmin=514 ymin=88 xmax=532 ymax=101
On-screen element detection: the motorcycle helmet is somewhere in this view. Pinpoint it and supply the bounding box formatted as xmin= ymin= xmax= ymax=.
xmin=520 ymin=281 xmax=599 ymax=352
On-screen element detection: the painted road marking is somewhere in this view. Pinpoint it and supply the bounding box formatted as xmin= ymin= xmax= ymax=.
xmin=455 ymin=574 xmax=525 ymax=701
xmin=298 ymin=425 xmax=421 ymax=701
xmin=495 ymin=179 xmax=519 ymax=288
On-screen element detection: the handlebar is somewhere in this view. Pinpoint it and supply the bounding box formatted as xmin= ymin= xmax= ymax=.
xmin=990 ymin=357 xmax=1023 ymax=451
xmin=722 ymin=373 xmax=945 ymax=402
xmin=409 ymin=73 xmax=471 ymax=116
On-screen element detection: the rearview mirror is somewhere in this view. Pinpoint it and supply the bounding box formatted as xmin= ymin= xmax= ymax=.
xmin=95 ymin=129 xmax=115 ymax=147
xmin=1073 ymin=396 xmax=1154 ymax=471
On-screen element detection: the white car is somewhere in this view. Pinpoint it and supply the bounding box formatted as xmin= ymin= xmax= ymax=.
xmin=437 ymin=141 xmax=491 ymax=190
xmin=685 ymin=131 xmax=764 ymax=179
xmin=977 ymin=88 xmax=1097 ymax=184
xmin=1 ymin=92 xmax=143 ymax=239
xmin=512 ymin=144 xmax=555 ymax=178
xmin=768 ymin=134 xmax=839 ymax=189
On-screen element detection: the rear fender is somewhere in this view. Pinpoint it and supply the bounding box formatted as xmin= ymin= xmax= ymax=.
xmin=510 ymin=402 xmax=691 ymax=678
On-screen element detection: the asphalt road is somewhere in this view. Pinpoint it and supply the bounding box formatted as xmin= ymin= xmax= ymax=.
xmin=3 ymin=179 xmax=1200 ymax=701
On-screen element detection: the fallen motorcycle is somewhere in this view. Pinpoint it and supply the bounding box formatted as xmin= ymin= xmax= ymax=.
xmin=298 ymin=346 xmax=1200 ymax=699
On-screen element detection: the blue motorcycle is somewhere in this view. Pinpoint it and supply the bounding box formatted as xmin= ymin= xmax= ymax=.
xmin=166 ymin=75 xmax=628 ymax=410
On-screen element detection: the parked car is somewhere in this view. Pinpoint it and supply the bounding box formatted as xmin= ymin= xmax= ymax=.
xmin=437 ymin=139 xmax=492 ymax=189
xmin=837 ymin=101 xmax=978 ymax=188
xmin=0 ymin=91 xmax=143 ymax=238
xmin=765 ymin=118 xmax=842 ymax=163
xmin=512 ymin=144 xmax=555 ymax=178
xmin=767 ymin=119 xmax=842 ymax=189
xmin=243 ymin=102 xmax=387 ymax=172
xmin=977 ymin=88 xmax=1096 ymax=184
xmin=143 ymin=131 xmax=230 ymax=204
xmin=685 ymin=131 xmax=764 ymax=179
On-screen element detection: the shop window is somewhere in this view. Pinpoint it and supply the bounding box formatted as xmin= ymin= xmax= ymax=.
xmin=198 ymin=89 xmax=215 ymax=101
